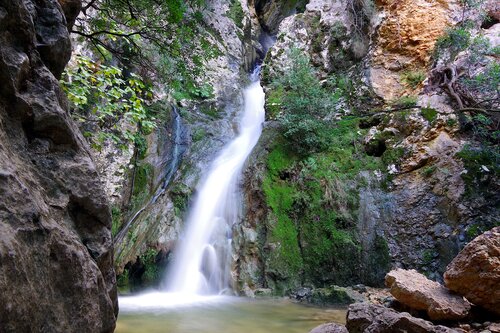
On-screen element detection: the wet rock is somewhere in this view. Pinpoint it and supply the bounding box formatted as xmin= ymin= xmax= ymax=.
xmin=292 ymin=287 xmax=313 ymax=301
xmin=255 ymin=288 xmax=272 ymax=297
xmin=444 ymin=227 xmax=500 ymax=316
xmin=385 ymin=269 xmax=471 ymax=321
xmin=0 ymin=0 xmax=117 ymax=331
xmin=346 ymin=303 xmax=460 ymax=333
xmin=309 ymin=323 xmax=348 ymax=333
xmin=310 ymin=286 xmax=366 ymax=306
xmin=352 ymin=284 xmax=367 ymax=293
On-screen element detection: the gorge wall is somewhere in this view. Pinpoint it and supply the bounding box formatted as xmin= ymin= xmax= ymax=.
xmin=235 ymin=0 xmax=499 ymax=295
xmin=0 ymin=0 xmax=117 ymax=331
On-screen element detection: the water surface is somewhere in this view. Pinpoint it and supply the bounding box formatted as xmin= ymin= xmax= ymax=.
xmin=117 ymin=295 xmax=346 ymax=333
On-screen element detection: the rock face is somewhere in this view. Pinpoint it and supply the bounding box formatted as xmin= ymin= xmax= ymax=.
xmin=346 ymin=303 xmax=460 ymax=333
xmin=385 ymin=269 xmax=470 ymax=321
xmin=0 ymin=0 xmax=117 ymax=331
xmin=444 ymin=227 xmax=500 ymax=315
xmin=309 ymin=323 xmax=348 ymax=333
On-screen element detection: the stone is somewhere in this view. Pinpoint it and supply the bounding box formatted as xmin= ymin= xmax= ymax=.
xmin=309 ymin=323 xmax=348 ymax=333
xmin=0 ymin=0 xmax=117 ymax=331
xmin=488 ymin=323 xmax=500 ymax=333
xmin=346 ymin=303 xmax=461 ymax=333
xmin=444 ymin=227 xmax=500 ymax=315
xmin=385 ymin=269 xmax=471 ymax=320
xmin=310 ymin=286 xmax=366 ymax=306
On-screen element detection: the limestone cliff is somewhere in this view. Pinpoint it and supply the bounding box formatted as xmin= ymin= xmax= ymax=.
xmin=236 ymin=0 xmax=499 ymax=295
xmin=0 ymin=0 xmax=117 ymax=331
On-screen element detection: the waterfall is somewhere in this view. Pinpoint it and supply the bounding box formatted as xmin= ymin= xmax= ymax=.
xmin=165 ymin=67 xmax=265 ymax=295
xmin=114 ymin=107 xmax=186 ymax=246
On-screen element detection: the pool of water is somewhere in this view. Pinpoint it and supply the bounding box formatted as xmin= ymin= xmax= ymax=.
xmin=117 ymin=293 xmax=346 ymax=333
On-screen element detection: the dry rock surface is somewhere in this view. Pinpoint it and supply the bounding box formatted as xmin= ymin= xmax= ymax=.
xmin=346 ymin=303 xmax=460 ymax=333
xmin=0 ymin=0 xmax=117 ymax=331
xmin=309 ymin=323 xmax=349 ymax=333
xmin=385 ymin=269 xmax=471 ymax=321
xmin=444 ymin=227 xmax=500 ymax=316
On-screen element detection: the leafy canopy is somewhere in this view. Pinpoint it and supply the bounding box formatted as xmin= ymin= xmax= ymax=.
xmin=60 ymin=55 xmax=155 ymax=150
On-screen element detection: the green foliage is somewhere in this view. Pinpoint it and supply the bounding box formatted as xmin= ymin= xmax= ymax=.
xmin=435 ymin=26 xmax=471 ymax=60
xmin=111 ymin=205 xmax=123 ymax=237
xmin=130 ymin=163 xmax=154 ymax=212
xmin=117 ymin=269 xmax=130 ymax=292
xmin=392 ymin=95 xmax=418 ymax=108
xmin=422 ymin=249 xmax=434 ymax=265
xmin=456 ymin=144 xmax=499 ymax=189
xmin=401 ymin=70 xmax=426 ymax=89
xmin=191 ymin=128 xmax=207 ymax=142
xmin=269 ymin=49 xmax=341 ymax=156
xmin=381 ymin=147 xmax=405 ymax=166
xmin=140 ymin=249 xmax=160 ymax=284
xmin=61 ymin=56 xmax=155 ymax=151
xmin=226 ymin=0 xmax=245 ymax=29
xmin=262 ymin=118 xmax=386 ymax=288
xmin=421 ymin=107 xmax=438 ymax=123
xmin=422 ymin=165 xmax=437 ymax=177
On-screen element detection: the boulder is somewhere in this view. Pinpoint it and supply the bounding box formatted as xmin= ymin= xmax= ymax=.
xmin=346 ymin=303 xmax=461 ymax=333
xmin=385 ymin=269 xmax=471 ymax=320
xmin=309 ymin=323 xmax=348 ymax=333
xmin=310 ymin=286 xmax=366 ymax=306
xmin=444 ymin=227 xmax=500 ymax=316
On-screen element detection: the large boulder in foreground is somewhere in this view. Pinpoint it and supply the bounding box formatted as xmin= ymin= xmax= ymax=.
xmin=0 ymin=0 xmax=117 ymax=331
xmin=346 ymin=303 xmax=460 ymax=333
xmin=309 ymin=323 xmax=348 ymax=333
xmin=385 ymin=269 xmax=470 ymax=320
xmin=444 ymin=227 xmax=500 ymax=316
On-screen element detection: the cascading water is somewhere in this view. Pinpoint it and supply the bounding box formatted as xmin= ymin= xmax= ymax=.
xmin=115 ymin=107 xmax=186 ymax=245
xmin=165 ymin=67 xmax=265 ymax=295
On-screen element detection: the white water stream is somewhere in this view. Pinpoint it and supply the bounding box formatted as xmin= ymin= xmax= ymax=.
xmin=166 ymin=69 xmax=265 ymax=295
xmin=120 ymin=68 xmax=265 ymax=309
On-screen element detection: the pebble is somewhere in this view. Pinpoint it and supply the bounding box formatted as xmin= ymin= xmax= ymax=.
xmin=472 ymin=323 xmax=483 ymax=329
xmin=460 ymin=324 xmax=471 ymax=331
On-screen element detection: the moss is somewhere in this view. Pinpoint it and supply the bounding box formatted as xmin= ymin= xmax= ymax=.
xmin=262 ymin=118 xmax=388 ymax=289
xmin=422 ymin=165 xmax=437 ymax=177
xmin=130 ymin=163 xmax=154 ymax=212
xmin=191 ymin=128 xmax=207 ymax=142
xmin=200 ymin=104 xmax=220 ymax=119
xmin=401 ymin=70 xmax=426 ymax=89
xmin=140 ymin=249 xmax=160 ymax=285
xmin=421 ymin=107 xmax=438 ymax=123
xmin=226 ymin=0 xmax=244 ymax=29
xmin=266 ymin=87 xmax=284 ymax=120
xmin=381 ymin=147 xmax=405 ymax=166
xmin=310 ymin=286 xmax=356 ymax=305
xmin=117 ymin=269 xmax=130 ymax=293
xmin=392 ymin=95 xmax=417 ymax=108
xmin=422 ymin=249 xmax=434 ymax=265
xmin=111 ymin=205 xmax=123 ymax=237
xmin=170 ymin=183 xmax=191 ymax=216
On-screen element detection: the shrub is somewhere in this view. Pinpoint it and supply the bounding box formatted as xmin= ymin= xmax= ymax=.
xmin=61 ymin=56 xmax=156 ymax=151
xmin=270 ymin=49 xmax=340 ymax=156
xmin=401 ymin=70 xmax=426 ymax=89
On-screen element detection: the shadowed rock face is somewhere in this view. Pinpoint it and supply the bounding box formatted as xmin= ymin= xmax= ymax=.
xmin=0 ymin=0 xmax=117 ymax=331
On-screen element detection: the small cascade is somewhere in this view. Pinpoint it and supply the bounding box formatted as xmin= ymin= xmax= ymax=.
xmin=115 ymin=107 xmax=186 ymax=245
xmin=165 ymin=67 xmax=266 ymax=295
